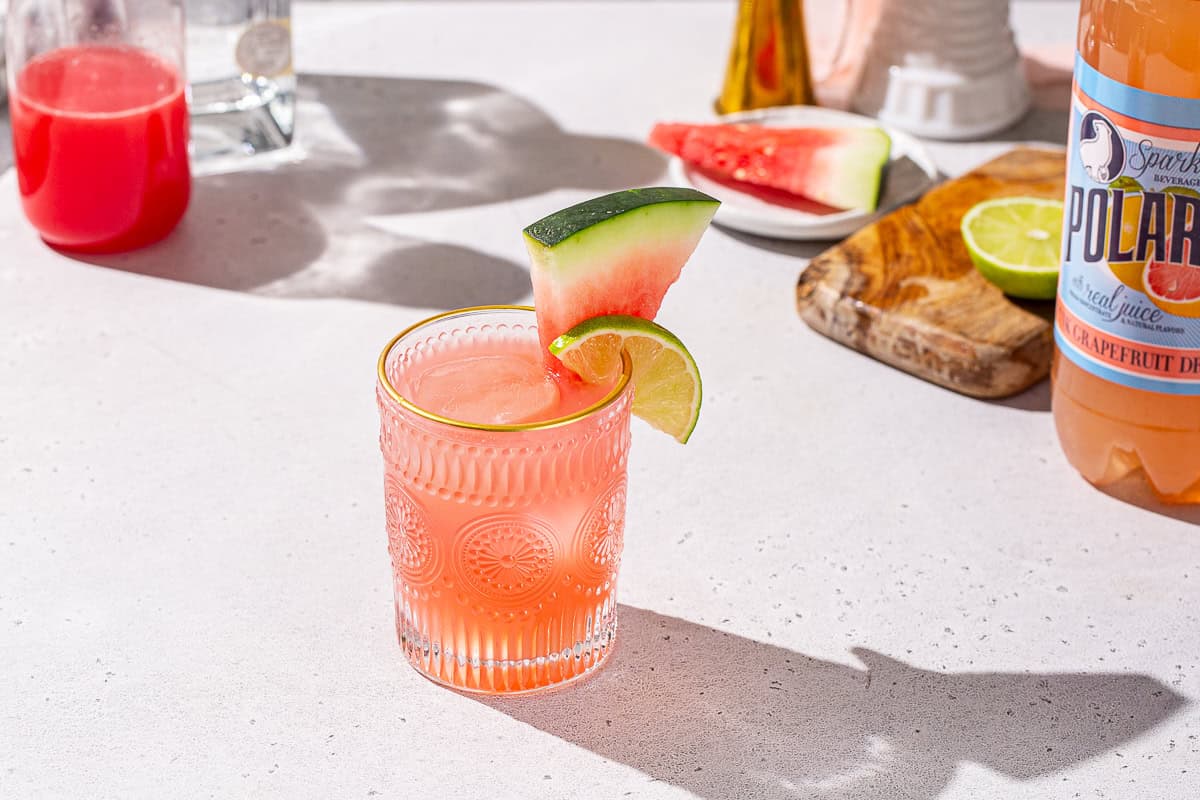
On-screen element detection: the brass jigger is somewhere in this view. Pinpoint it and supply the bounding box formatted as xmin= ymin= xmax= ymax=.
xmin=715 ymin=0 xmax=815 ymax=114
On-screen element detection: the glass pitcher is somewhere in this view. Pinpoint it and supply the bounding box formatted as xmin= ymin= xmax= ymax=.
xmin=5 ymin=0 xmax=190 ymax=252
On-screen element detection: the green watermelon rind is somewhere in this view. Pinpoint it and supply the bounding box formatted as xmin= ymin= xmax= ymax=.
xmin=523 ymin=187 xmax=718 ymax=248
xmin=523 ymin=188 xmax=719 ymax=292
xmin=821 ymin=128 xmax=891 ymax=212
xmin=522 ymin=187 xmax=719 ymax=350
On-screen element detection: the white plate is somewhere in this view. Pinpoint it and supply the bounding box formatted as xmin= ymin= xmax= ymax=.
xmin=666 ymin=106 xmax=939 ymax=241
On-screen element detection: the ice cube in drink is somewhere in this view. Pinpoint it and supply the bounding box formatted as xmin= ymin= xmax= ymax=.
xmin=406 ymin=326 xmax=612 ymax=426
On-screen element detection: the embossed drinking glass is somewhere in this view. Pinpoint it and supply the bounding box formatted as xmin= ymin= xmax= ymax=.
xmin=376 ymin=306 xmax=634 ymax=694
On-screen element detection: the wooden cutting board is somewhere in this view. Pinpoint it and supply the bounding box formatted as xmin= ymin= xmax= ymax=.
xmin=795 ymin=147 xmax=1064 ymax=399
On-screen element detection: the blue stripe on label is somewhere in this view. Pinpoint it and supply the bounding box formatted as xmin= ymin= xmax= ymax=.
xmin=1075 ymin=54 xmax=1200 ymax=128
xmin=1055 ymin=326 xmax=1200 ymax=396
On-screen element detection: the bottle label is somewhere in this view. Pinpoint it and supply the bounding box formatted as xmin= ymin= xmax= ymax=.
xmin=1056 ymin=55 xmax=1200 ymax=395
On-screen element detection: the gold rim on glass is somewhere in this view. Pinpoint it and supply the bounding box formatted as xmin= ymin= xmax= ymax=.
xmin=377 ymin=305 xmax=634 ymax=432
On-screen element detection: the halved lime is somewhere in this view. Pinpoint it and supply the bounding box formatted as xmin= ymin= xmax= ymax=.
xmin=960 ymin=197 xmax=1063 ymax=300
xmin=550 ymin=315 xmax=702 ymax=444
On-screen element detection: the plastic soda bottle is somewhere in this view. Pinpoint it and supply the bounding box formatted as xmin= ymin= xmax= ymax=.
xmin=1052 ymin=0 xmax=1200 ymax=502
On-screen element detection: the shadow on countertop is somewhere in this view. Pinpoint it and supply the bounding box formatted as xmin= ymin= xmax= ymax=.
xmin=985 ymin=106 xmax=1071 ymax=148
xmin=1098 ymin=476 xmax=1200 ymax=526
xmin=0 ymin=105 xmax=11 ymax=175
xmin=70 ymin=74 xmax=666 ymax=309
xmin=481 ymin=606 xmax=1186 ymax=800
xmin=987 ymin=378 xmax=1051 ymax=413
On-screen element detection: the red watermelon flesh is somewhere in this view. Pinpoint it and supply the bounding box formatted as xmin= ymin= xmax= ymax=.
xmin=532 ymin=236 xmax=700 ymax=354
xmin=649 ymin=122 xmax=891 ymax=212
xmin=522 ymin=187 xmax=719 ymax=359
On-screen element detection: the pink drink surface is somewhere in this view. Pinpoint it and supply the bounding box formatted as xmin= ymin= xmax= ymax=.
xmin=409 ymin=334 xmax=612 ymax=425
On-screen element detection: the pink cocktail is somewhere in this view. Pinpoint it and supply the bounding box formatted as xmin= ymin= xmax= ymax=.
xmin=7 ymin=0 xmax=191 ymax=253
xmin=10 ymin=45 xmax=190 ymax=252
xmin=377 ymin=306 xmax=633 ymax=694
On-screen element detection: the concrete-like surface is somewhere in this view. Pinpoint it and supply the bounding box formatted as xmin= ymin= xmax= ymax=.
xmin=2 ymin=2 xmax=1196 ymax=798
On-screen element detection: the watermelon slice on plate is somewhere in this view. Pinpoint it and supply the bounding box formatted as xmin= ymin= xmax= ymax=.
xmin=649 ymin=122 xmax=891 ymax=213
xmin=522 ymin=187 xmax=719 ymax=357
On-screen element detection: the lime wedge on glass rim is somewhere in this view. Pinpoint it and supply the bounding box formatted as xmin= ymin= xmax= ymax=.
xmin=550 ymin=315 xmax=702 ymax=444
xmin=960 ymin=196 xmax=1064 ymax=300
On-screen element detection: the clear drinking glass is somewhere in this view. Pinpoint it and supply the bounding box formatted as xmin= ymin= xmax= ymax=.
xmin=6 ymin=0 xmax=190 ymax=251
xmin=377 ymin=306 xmax=634 ymax=694
xmin=184 ymin=0 xmax=294 ymax=161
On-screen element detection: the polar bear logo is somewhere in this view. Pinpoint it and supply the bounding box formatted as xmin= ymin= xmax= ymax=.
xmin=1079 ymin=112 xmax=1124 ymax=183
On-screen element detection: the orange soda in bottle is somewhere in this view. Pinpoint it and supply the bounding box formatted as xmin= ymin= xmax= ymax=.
xmin=1053 ymin=0 xmax=1200 ymax=502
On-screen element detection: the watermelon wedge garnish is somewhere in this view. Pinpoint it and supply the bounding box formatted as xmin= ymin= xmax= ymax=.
xmin=648 ymin=123 xmax=891 ymax=212
xmin=523 ymin=187 xmax=719 ymax=357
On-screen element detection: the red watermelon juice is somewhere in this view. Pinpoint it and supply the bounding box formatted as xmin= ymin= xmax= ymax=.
xmin=11 ymin=45 xmax=190 ymax=252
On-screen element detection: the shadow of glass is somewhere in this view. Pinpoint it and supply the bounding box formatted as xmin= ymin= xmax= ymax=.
xmin=985 ymin=107 xmax=1070 ymax=147
xmin=290 ymin=73 xmax=666 ymax=217
xmin=720 ymin=228 xmax=837 ymax=260
xmin=988 ymin=378 xmax=1051 ymax=412
xmin=480 ymin=606 xmax=1186 ymax=800
xmin=68 ymin=73 xmax=667 ymax=309
xmin=0 ymin=105 xmax=11 ymax=174
xmin=255 ymin=240 xmax=533 ymax=309
xmin=1097 ymin=475 xmax=1200 ymax=525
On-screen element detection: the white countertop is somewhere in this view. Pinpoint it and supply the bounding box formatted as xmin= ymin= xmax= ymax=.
xmin=3 ymin=2 xmax=1197 ymax=798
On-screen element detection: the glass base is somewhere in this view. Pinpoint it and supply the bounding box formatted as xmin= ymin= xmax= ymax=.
xmin=396 ymin=601 xmax=619 ymax=695
xmin=189 ymin=74 xmax=295 ymax=163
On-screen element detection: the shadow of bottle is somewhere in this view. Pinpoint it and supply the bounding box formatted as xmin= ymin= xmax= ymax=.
xmin=479 ymin=606 xmax=1186 ymax=800
xmin=69 ymin=73 xmax=668 ymax=310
